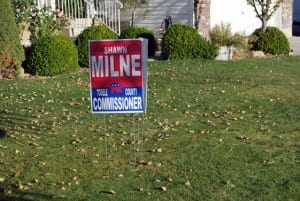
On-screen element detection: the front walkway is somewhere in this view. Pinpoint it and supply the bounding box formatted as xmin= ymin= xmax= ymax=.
xmin=288 ymin=37 xmax=300 ymax=55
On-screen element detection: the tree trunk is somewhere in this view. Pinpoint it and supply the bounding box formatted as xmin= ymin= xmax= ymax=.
xmin=130 ymin=2 xmax=138 ymax=27
xmin=131 ymin=9 xmax=135 ymax=27
xmin=262 ymin=18 xmax=267 ymax=31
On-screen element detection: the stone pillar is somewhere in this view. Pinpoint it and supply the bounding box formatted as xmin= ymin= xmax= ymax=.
xmin=282 ymin=0 xmax=293 ymax=37
xmin=195 ymin=0 xmax=211 ymax=38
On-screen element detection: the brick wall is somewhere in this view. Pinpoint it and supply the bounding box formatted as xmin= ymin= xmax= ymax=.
xmin=282 ymin=0 xmax=293 ymax=36
xmin=195 ymin=0 xmax=211 ymax=38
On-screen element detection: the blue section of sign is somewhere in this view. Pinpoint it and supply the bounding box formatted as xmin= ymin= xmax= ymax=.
xmin=91 ymin=87 xmax=144 ymax=113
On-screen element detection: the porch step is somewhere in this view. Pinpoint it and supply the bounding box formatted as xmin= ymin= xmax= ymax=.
xmin=289 ymin=37 xmax=300 ymax=55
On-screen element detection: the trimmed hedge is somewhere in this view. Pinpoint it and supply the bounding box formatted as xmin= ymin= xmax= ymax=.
xmin=0 ymin=0 xmax=24 ymax=77
xmin=161 ymin=24 xmax=217 ymax=60
xmin=119 ymin=27 xmax=156 ymax=57
xmin=75 ymin=25 xmax=118 ymax=67
xmin=249 ymin=26 xmax=290 ymax=55
xmin=29 ymin=35 xmax=78 ymax=76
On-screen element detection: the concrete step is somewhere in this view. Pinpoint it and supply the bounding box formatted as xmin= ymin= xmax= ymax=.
xmin=288 ymin=37 xmax=300 ymax=55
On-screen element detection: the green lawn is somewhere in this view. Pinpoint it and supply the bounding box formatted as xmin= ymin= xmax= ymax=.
xmin=0 ymin=57 xmax=299 ymax=201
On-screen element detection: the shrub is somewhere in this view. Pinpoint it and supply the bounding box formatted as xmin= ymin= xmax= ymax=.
xmin=209 ymin=22 xmax=233 ymax=46
xmin=75 ymin=25 xmax=118 ymax=67
xmin=29 ymin=35 xmax=78 ymax=76
xmin=209 ymin=22 xmax=247 ymax=49
xmin=0 ymin=0 xmax=24 ymax=78
xmin=198 ymin=41 xmax=219 ymax=60
xmin=248 ymin=26 xmax=290 ymax=55
xmin=13 ymin=0 xmax=70 ymax=44
xmin=119 ymin=27 xmax=156 ymax=56
xmin=161 ymin=23 xmax=217 ymax=60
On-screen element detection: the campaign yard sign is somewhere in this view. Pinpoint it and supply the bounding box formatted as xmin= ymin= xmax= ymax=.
xmin=89 ymin=39 xmax=148 ymax=113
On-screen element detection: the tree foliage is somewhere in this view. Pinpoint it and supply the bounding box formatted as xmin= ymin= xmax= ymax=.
xmin=246 ymin=0 xmax=283 ymax=31
xmin=120 ymin=0 xmax=148 ymax=8
xmin=0 ymin=0 xmax=24 ymax=77
xmin=13 ymin=0 xmax=69 ymax=43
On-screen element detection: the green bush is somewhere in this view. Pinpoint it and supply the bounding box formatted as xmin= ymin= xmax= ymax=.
xmin=0 ymin=0 xmax=24 ymax=77
xmin=29 ymin=35 xmax=78 ymax=76
xmin=75 ymin=25 xmax=118 ymax=67
xmin=248 ymin=26 xmax=290 ymax=55
xmin=119 ymin=27 xmax=156 ymax=57
xmin=161 ymin=24 xmax=217 ymax=60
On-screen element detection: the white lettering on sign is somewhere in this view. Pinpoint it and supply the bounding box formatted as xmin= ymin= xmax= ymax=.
xmin=125 ymin=88 xmax=138 ymax=96
xmin=93 ymin=97 xmax=142 ymax=111
xmin=96 ymin=88 xmax=108 ymax=96
xmin=104 ymin=46 xmax=128 ymax=54
xmin=91 ymin=55 xmax=141 ymax=78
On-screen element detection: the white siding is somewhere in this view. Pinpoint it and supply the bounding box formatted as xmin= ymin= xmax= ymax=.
xmin=210 ymin=0 xmax=281 ymax=35
xmin=123 ymin=0 xmax=194 ymax=37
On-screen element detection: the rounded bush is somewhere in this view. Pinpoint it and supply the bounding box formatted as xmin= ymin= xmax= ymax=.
xmin=75 ymin=25 xmax=118 ymax=67
xmin=119 ymin=27 xmax=156 ymax=57
xmin=29 ymin=35 xmax=78 ymax=76
xmin=249 ymin=26 xmax=290 ymax=55
xmin=161 ymin=24 xmax=217 ymax=60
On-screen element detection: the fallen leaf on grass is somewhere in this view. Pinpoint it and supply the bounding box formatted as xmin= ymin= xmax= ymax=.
xmin=108 ymin=189 xmax=116 ymax=195
xmin=14 ymin=171 xmax=21 ymax=178
xmin=159 ymin=186 xmax=167 ymax=192
xmin=28 ymin=141 xmax=39 ymax=147
xmin=14 ymin=183 xmax=28 ymax=190
xmin=138 ymin=160 xmax=153 ymax=166
xmin=236 ymin=136 xmax=251 ymax=141
xmin=185 ymin=180 xmax=191 ymax=186
xmin=0 ymin=187 xmax=12 ymax=194
xmin=165 ymin=176 xmax=173 ymax=182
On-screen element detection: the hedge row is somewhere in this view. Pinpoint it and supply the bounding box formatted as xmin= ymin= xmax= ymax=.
xmin=2 ymin=16 xmax=291 ymax=77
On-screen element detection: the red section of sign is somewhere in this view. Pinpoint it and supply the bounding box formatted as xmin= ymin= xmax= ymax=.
xmin=91 ymin=77 xmax=142 ymax=88
xmin=89 ymin=40 xmax=143 ymax=89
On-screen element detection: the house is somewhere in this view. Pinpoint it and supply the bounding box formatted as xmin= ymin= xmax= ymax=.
xmin=120 ymin=0 xmax=194 ymax=38
xmin=195 ymin=0 xmax=295 ymax=38
xmin=34 ymin=0 xmax=297 ymax=38
xmin=34 ymin=0 xmax=123 ymax=37
xmin=129 ymin=0 xmax=295 ymax=38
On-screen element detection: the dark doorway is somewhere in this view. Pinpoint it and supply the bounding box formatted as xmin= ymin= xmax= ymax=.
xmin=293 ymin=0 xmax=300 ymax=36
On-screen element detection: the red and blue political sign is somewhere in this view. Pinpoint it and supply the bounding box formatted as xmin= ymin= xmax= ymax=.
xmin=89 ymin=39 xmax=148 ymax=113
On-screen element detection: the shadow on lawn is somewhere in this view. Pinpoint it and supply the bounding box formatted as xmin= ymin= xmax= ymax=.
xmin=0 ymin=188 xmax=65 ymax=201
xmin=0 ymin=128 xmax=6 ymax=138
xmin=0 ymin=111 xmax=7 ymax=138
xmin=0 ymin=110 xmax=53 ymax=136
